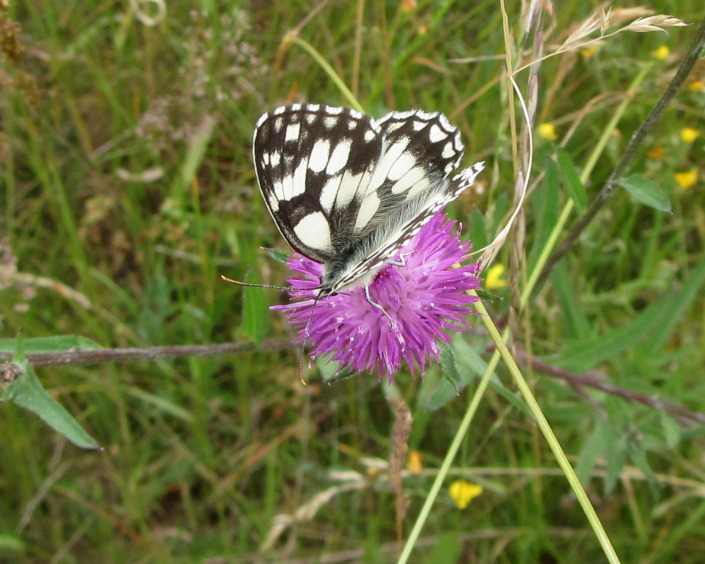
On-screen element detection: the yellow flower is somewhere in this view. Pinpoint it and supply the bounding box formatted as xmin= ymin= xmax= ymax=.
xmin=689 ymin=80 xmax=704 ymax=92
xmin=449 ymin=480 xmax=482 ymax=509
xmin=652 ymin=46 xmax=669 ymax=61
xmin=681 ymin=127 xmax=700 ymax=143
xmin=580 ymin=45 xmax=597 ymax=59
xmin=537 ymin=123 xmax=558 ymax=141
xmin=675 ymin=168 xmax=698 ymax=189
xmin=407 ymin=450 xmax=423 ymax=474
xmin=485 ymin=264 xmax=508 ymax=290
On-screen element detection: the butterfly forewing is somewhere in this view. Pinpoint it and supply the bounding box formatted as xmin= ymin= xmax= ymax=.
xmin=253 ymin=105 xmax=383 ymax=264
xmin=253 ymin=104 xmax=484 ymax=296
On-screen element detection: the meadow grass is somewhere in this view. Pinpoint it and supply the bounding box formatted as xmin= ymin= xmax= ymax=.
xmin=1 ymin=1 xmax=705 ymax=562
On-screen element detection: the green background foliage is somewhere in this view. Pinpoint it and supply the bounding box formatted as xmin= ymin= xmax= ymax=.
xmin=1 ymin=1 xmax=704 ymax=562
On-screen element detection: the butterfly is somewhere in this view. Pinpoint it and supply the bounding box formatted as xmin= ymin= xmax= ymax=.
xmin=253 ymin=104 xmax=484 ymax=298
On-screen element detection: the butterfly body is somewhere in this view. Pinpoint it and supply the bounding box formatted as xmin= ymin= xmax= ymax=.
xmin=253 ymin=104 xmax=484 ymax=297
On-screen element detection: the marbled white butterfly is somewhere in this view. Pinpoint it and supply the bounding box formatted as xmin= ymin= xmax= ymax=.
xmin=253 ymin=104 xmax=484 ymax=297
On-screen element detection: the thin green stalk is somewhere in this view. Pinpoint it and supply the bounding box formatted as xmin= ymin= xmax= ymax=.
xmin=284 ymin=35 xmax=363 ymax=112
xmin=397 ymin=307 xmax=500 ymax=564
xmin=523 ymin=63 xmax=652 ymax=305
xmin=399 ymin=296 xmax=621 ymax=563
xmin=481 ymin=301 xmax=620 ymax=563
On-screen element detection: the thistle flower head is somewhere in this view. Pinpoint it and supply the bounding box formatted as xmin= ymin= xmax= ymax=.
xmin=272 ymin=214 xmax=482 ymax=382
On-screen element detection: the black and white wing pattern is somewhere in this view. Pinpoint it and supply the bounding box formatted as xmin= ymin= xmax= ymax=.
xmin=253 ymin=104 xmax=484 ymax=297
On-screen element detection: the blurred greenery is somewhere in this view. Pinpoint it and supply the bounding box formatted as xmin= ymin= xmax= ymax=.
xmin=1 ymin=1 xmax=704 ymax=562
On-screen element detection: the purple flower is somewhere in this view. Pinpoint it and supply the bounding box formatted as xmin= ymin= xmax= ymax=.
xmin=272 ymin=214 xmax=482 ymax=382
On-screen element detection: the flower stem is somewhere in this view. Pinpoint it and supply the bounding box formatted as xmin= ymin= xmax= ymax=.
xmin=399 ymin=296 xmax=621 ymax=564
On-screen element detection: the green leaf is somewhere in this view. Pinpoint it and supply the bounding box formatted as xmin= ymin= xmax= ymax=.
xmin=659 ymin=411 xmax=681 ymax=448
xmin=605 ymin=433 xmax=628 ymax=495
xmin=628 ymin=441 xmax=658 ymax=494
xmin=428 ymin=533 xmax=462 ymax=563
xmin=468 ymin=208 xmax=488 ymax=251
xmin=528 ymin=155 xmax=560 ymax=272
xmin=635 ymin=249 xmax=705 ymax=355
xmin=2 ymin=335 xmax=100 ymax=450
xmin=427 ymin=344 xmax=463 ymax=410
xmin=242 ymin=271 xmax=268 ymax=347
xmin=550 ymin=262 xmax=591 ymax=340
xmin=547 ymin=289 xmax=677 ymax=373
xmin=618 ymin=174 xmax=672 ymax=213
xmin=575 ymin=419 xmax=608 ymax=485
xmin=556 ymin=147 xmax=587 ymax=210
xmin=262 ymin=247 xmax=291 ymax=265
xmin=428 ymin=336 xmax=529 ymax=415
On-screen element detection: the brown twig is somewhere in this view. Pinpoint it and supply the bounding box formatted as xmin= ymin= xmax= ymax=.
xmin=515 ymin=349 xmax=705 ymax=426
xmin=0 ymin=338 xmax=297 ymax=367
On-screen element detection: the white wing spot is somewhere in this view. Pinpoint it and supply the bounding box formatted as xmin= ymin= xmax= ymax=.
xmin=290 ymin=160 xmax=308 ymax=199
xmin=326 ymin=139 xmax=352 ymax=175
xmin=438 ymin=114 xmax=452 ymax=131
xmin=309 ymin=139 xmax=331 ymax=173
xmin=355 ymin=193 xmax=380 ymax=230
xmin=272 ymin=179 xmax=284 ymax=201
xmin=273 ymin=107 xmax=286 ymax=115
xmin=269 ymin=151 xmax=281 ymax=167
xmin=388 ymin=152 xmax=417 ymax=181
xmin=293 ymin=212 xmax=331 ymax=251
xmin=261 ymin=152 xmax=270 ymax=165
xmin=441 ymin=141 xmax=455 ymax=159
xmin=326 ymin=106 xmax=343 ymax=115
xmin=390 ymin=166 xmax=427 ymax=195
xmin=428 ymin=124 xmax=446 ymax=143
xmin=307 ymin=104 xmax=320 ymax=112
xmin=266 ymin=191 xmax=279 ymax=212
xmin=323 ymin=117 xmax=337 ymax=129
xmin=336 ymin=170 xmax=365 ymax=208
xmin=273 ymin=117 xmax=284 ymax=133
xmin=320 ymin=175 xmax=342 ymax=213
xmin=393 ymin=110 xmax=414 ymax=120
xmin=364 ymin=129 xmax=376 ymax=142
xmin=285 ymin=122 xmax=300 ymax=142
xmin=412 ymin=120 xmax=425 ymax=131
xmin=383 ymin=121 xmax=404 ymax=134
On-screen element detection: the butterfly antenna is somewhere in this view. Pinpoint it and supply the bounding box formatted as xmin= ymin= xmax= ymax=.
xmin=220 ymin=274 xmax=288 ymax=291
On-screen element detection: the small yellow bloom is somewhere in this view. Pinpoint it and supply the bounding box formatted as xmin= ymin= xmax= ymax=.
xmin=681 ymin=127 xmax=700 ymax=143
xmin=580 ymin=45 xmax=597 ymax=59
xmin=675 ymin=168 xmax=698 ymax=189
xmin=537 ymin=123 xmax=558 ymax=141
xmin=688 ymin=80 xmax=704 ymax=92
xmin=652 ymin=46 xmax=670 ymax=61
xmin=407 ymin=450 xmax=423 ymax=474
xmin=647 ymin=145 xmax=663 ymax=159
xmin=485 ymin=264 xmax=508 ymax=290
xmin=449 ymin=480 xmax=482 ymax=509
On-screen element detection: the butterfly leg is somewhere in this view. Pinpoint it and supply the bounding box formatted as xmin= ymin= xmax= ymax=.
xmin=386 ymin=249 xmax=415 ymax=268
xmin=364 ymin=284 xmax=400 ymax=334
